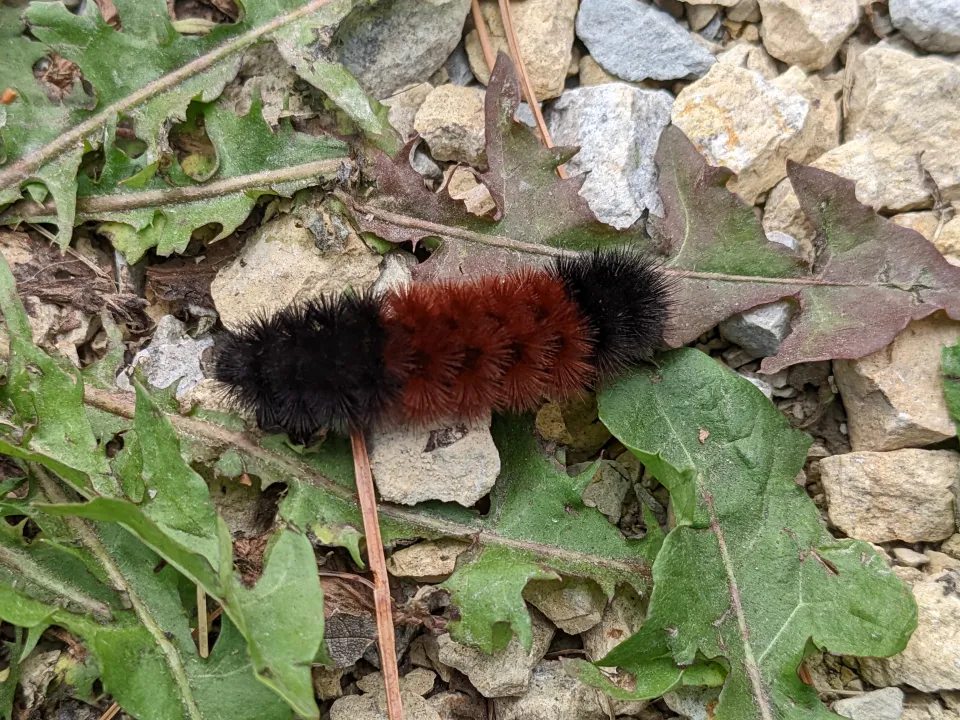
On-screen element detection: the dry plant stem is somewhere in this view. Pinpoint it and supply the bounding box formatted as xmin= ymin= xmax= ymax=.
xmin=196 ymin=586 xmax=209 ymax=658
xmin=350 ymin=427 xmax=403 ymax=720
xmin=496 ymin=0 xmax=568 ymax=179
xmin=471 ymin=0 xmax=497 ymax=72
xmin=97 ymin=703 xmax=121 ymax=720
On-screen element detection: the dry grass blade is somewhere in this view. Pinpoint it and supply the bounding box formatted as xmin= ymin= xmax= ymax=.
xmin=350 ymin=428 xmax=403 ymax=720
xmin=97 ymin=703 xmax=121 ymax=720
xmin=496 ymin=0 xmax=568 ymax=179
xmin=196 ymin=586 xmax=209 ymax=658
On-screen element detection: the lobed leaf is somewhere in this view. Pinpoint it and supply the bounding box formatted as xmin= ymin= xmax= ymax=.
xmin=352 ymin=56 xmax=960 ymax=372
xmin=0 ymin=253 xmax=324 ymax=718
xmin=573 ymin=348 xmax=917 ymax=719
xmin=0 ymin=0 xmax=396 ymax=253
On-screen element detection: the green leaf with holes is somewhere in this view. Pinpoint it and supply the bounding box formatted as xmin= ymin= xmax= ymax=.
xmin=567 ymin=348 xmax=917 ymax=719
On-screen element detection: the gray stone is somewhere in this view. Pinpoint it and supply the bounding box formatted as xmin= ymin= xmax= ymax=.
xmin=819 ymin=449 xmax=958 ymax=543
xmin=436 ymin=610 xmax=554 ymax=697
xmin=757 ymin=0 xmax=860 ymax=71
xmin=368 ymin=416 xmax=501 ymax=506
xmin=442 ymin=42 xmax=475 ymax=86
xmin=336 ymin=0 xmax=471 ymax=99
xmin=767 ymin=230 xmax=799 ymax=251
xmin=492 ymin=660 xmax=611 ymax=720
xmin=545 ymin=83 xmax=673 ymax=228
xmin=944 ymin=535 xmax=960 ymax=560
xmin=833 ymin=687 xmax=905 ymax=720
xmin=890 ymin=0 xmax=960 ymax=53
xmin=576 ymin=0 xmax=716 ymax=82
xmin=834 ymin=314 xmax=960 ymax=452
xmin=861 ymin=571 xmax=960 ymax=692
xmin=117 ymin=316 xmax=212 ymax=398
xmin=719 ymin=301 xmax=796 ymax=358
xmin=738 ymin=371 xmax=774 ymax=399
xmin=901 ymin=696 xmax=960 ymax=720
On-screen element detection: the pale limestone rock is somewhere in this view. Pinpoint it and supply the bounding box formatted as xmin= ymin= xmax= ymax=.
xmin=729 ymin=0 xmax=761 ymax=22
xmin=523 ymin=577 xmax=607 ymax=634
xmin=581 ymin=586 xmax=646 ymax=661
xmin=893 ymin=547 xmax=930 ymax=567
xmin=211 ymin=214 xmax=380 ymax=330
xmin=845 ymin=44 xmax=960 ymax=205
xmin=386 ymin=539 xmax=469 ymax=582
xmin=671 ymin=63 xmax=811 ymax=204
xmin=763 ymin=177 xmax=815 ymax=253
xmin=834 ymin=314 xmax=960 ymax=451
xmin=535 ymin=394 xmax=611 ymax=455
xmin=492 ymin=660 xmax=611 ymax=720
xmin=545 ymin=83 xmax=673 ymax=228
xmin=927 ymin=551 xmax=960 ymax=575
xmin=582 ymin=460 xmax=631 ymax=524
xmin=943 ymin=535 xmax=960 ymax=560
xmin=833 ymin=687 xmax=905 ymax=720
xmin=891 ymin=211 xmax=941 ymax=242
xmin=685 ymin=0 xmax=738 ymax=5
xmin=861 ymin=571 xmax=960 ymax=692
xmin=414 ymin=85 xmax=486 ymax=167
xmin=436 ymin=610 xmax=554 ymax=697
xmin=381 ymin=82 xmax=433 ymax=139
xmin=820 ymin=450 xmax=958 ymax=543
xmin=772 ymin=67 xmax=840 ymax=164
xmin=464 ymin=0 xmax=578 ymax=100
xmin=330 ymin=668 xmax=441 ymax=720
xmin=935 ymin=216 xmax=960 ymax=265
xmin=687 ymin=4 xmax=719 ymax=32
xmin=757 ymin=0 xmax=860 ymax=71
xmin=901 ymin=696 xmax=960 ymax=720
xmin=444 ymin=166 xmax=496 ymax=216
xmin=716 ymin=40 xmax=779 ymax=80
xmin=368 ymin=416 xmax=501 ymax=506
xmin=579 ymin=55 xmax=625 ymax=86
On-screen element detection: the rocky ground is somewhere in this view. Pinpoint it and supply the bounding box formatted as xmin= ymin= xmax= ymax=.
xmin=7 ymin=0 xmax=960 ymax=718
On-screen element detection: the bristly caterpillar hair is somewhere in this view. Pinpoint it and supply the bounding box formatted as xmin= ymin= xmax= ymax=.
xmin=212 ymin=249 xmax=672 ymax=444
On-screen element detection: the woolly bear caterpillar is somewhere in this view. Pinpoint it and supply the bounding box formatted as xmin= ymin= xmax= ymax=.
xmin=212 ymin=249 xmax=671 ymax=444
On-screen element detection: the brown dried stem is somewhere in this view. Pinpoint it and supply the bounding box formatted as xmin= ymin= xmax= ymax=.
xmin=496 ymin=0 xmax=567 ymax=179
xmin=350 ymin=428 xmax=403 ymax=720
xmin=471 ymin=0 xmax=497 ymax=73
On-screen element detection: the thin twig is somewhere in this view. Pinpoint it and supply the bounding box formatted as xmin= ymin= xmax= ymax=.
xmin=350 ymin=428 xmax=403 ymax=720
xmin=471 ymin=0 xmax=496 ymax=72
xmin=317 ymin=569 xmax=378 ymax=592
xmin=496 ymin=0 xmax=567 ymax=179
xmin=97 ymin=703 xmax=121 ymax=720
xmin=0 ymin=0 xmax=339 ymax=192
xmin=196 ymin=586 xmax=209 ymax=658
